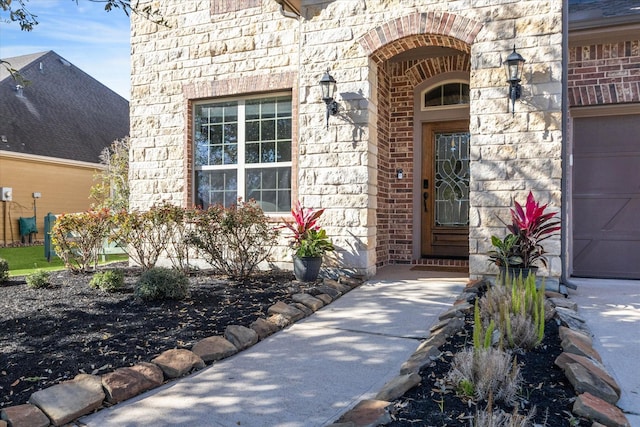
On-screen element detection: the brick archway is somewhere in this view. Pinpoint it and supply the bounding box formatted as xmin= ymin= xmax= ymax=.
xmin=361 ymin=12 xmax=480 ymax=267
xmin=358 ymin=11 xmax=483 ymax=63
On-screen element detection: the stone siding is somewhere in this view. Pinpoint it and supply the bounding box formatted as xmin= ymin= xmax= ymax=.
xmin=130 ymin=0 xmax=563 ymax=280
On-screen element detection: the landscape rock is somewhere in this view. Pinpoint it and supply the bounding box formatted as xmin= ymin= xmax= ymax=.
xmin=555 ymin=352 xmax=621 ymax=398
xmin=561 ymin=334 xmax=602 ymax=362
xmin=573 ymin=392 xmax=630 ymax=427
xmin=338 ymin=275 xmax=363 ymax=289
xmin=316 ymin=293 xmax=333 ymax=304
xmin=192 ymin=336 xmax=238 ymax=362
xmin=429 ymin=317 xmax=465 ymax=337
xmin=559 ymin=325 xmax=593 ymax=345
xmin=335 ymin=399 xmax=392 ymax=427
xmin=250 ymin=317 xmax=281 ymax=340
xmin=0 ymin=420 xmax=5 ymax=427
xmin=1 ymin=403 xmax=50 ymax=427
xmin=101 ymin=362 xmax=163 ymax=403
xmin=323 ymin=278 xmax=351 ymax=294
xmin=151 ymin=349 xmax=205 ymax=379
xmin=292 ymin=302 xmax=313 ymax=317
xmin=400 ymin=343 xmax=441 ymax=375
xmin=29 ymin=374 xmax=104 ymax=426
xmin=437 ymin=304 xmax=469 ymax=321
xmin=267 ymin=301 xmax=305 ymax=322
xmin=555 ymin=307 xmax=592 ymax=335
xmin=315 ymin=285 xmax=342 ymax=299
xmin=564 ymin=363 xmax=619 ymax=404
xmin=224 ymin=325 xmax=259 ymax=351
xmin=375 ymin=373 xmax=421 ymax=401
xmin=267 ymin=313 xmax=291 ymax=328
xmin=549 ymin=297 xmax=578 ymax=311
xmin=292 ymin=293 xmax=325 ymax=311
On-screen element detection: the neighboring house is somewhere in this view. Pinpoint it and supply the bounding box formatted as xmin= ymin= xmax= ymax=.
xmin=127 ymin=0 xmax=640 ymax=285
xmin=0 ymin=51 xmax=130 ymax=245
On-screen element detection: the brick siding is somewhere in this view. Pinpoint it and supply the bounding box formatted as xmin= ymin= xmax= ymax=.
xmin=568 ymin=40 xmax=640 ymax=106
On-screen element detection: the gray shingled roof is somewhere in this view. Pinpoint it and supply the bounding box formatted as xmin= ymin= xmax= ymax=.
xmin=0 ymin=51 xmax=129 ymax=163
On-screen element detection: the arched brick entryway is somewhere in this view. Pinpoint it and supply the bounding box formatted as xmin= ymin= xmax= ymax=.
xmin=357 ymin=12 xmax=482 ymax=267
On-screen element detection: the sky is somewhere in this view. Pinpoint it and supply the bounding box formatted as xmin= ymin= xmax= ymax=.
xmin=0 ymin=0 xmax=131 ymax=99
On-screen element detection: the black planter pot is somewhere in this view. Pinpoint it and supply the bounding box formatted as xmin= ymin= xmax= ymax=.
xmin=292 ymin=255 xmax=322 ymax=282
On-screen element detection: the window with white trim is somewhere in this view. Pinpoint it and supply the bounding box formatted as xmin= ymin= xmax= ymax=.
xmin=194 ymin=94 xmax=292 ymax=213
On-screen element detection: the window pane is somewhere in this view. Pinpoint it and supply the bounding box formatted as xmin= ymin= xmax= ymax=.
xmin=261 ymin=120 xmax=275 ymax=141
xmin=277 ymin=98 xmax=291 ymax=117
xmin=424 ymin=87 xmax=441 ymax=107
xmin=246 ymin=121 xmax=260 ymax=142
xmin=277 ymin=140 xmax=291 ymax=162
xmin=224 ymin=103 xmax=237 ymax=121
xmin=223 ymin=144 xmax=237 ymax=164
xmin=246 ymin=142 xmax=260 ymax=164
xmin=262 ymin=141 xmax=276 ymax=163
xmin=246 ymin=100 xmax=260 ymax=120
xmin=276 ymin=118 xmax=291 ymax=140
xmin=262 ymin=102 xmax=276 ymax=119
xmin=245 ymin=167 xmax=291 ymax=213
xmin=196 ymin=170 xmax=238 ymax=209
xmin=209 ymin=145 xmax=222 ymax=165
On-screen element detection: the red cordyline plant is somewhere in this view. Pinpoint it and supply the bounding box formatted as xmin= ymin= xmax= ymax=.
xmin=281 ymin=202 xmax=334 ymax=258
xmin=506 ymin=191 xmax=561 ymax=268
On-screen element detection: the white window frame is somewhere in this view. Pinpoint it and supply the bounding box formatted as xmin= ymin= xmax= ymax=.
xmin=193 ymin=92 xmax=292 ymax=213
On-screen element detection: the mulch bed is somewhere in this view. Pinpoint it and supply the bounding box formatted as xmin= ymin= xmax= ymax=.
xmin=2 ymin=265 xmax=589 ymax=426
xmin=385 ymin=313 xmax=590 ymax=426
xmin=0 ymin=263 xmax=305 ymax=408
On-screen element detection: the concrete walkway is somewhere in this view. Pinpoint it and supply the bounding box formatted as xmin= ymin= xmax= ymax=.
xmin=80 ymin=267 xmax=468 ymax=427
xmin=568 ymin=278 xmax=640 ymax=427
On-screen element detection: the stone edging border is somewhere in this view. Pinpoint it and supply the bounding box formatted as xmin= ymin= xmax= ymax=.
xmin=0 ymin=276 xmax=364 ymax=427
xmin=330 ymin=279 xmax=632 ymax=427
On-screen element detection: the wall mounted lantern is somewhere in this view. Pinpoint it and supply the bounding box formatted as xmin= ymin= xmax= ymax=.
xmin=504 ymin=45 xmax=526 ymax=116
xmin=319 ymin=69 xmax=339 ymax=129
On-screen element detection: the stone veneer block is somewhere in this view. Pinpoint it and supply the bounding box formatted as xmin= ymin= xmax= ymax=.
xmin=151 ymin=349 xmax=205 ymax=379
xmin=101 ymin=362 xmax=164 ymax=403
xmin=1 ymin=404 xmax=50 ymax=427
xmin=29 ymin=374 xmax=104 ymax=426
xmin=192 ymin=336 xmax=239 ymax=362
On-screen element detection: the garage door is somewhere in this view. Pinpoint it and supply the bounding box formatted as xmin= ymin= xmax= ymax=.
xmin=573 ymin=113 xmax=640 ymax=279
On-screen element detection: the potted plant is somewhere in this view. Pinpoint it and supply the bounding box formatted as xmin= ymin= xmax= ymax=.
xmin=281 ymin=202 xmax=334 ymax=282
xmin=489 ymin=191 xmax=560 ymax=279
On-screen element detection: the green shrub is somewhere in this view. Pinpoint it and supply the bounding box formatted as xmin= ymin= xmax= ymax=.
xmin=90 ymin=269 xmax=125 ymax=292
xmin=26 ymin=270 xmax=51 ymax=289
xmin=187 ymin=200 xmax=279 ymax=280
xmin=51 ymin=209 xmax=112 ymax=273
xmin=0 ymin=257 xmax=8 ymax=283
xmin=134 ymin=267 xmax=189 ymax=301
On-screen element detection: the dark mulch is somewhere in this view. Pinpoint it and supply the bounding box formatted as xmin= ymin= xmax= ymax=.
xmin=0 ymin=263 xmax=306 ymax=408
xmin=385 ymin=313 xmax=590 ymax=426
xmin=2 ymin=266 xmax=590 ymax=426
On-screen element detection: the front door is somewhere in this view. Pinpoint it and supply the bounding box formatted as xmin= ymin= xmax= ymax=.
xmin=421 ymin=121 xmax=470 ymax=257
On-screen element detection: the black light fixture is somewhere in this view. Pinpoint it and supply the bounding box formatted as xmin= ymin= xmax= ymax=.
xmin=319 ymin=69 xmax=339 ymax=129
xmin=504 ymin=45 xmax=526 ymax=115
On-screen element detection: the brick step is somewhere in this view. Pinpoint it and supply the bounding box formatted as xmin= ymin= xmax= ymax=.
xmin=410 ymin=258 xmax=469 ymax=273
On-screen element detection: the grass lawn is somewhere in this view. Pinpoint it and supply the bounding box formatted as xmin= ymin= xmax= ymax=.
xmin=0 ymin=245 xmax=127 ymax=277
